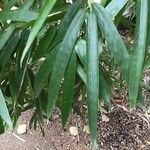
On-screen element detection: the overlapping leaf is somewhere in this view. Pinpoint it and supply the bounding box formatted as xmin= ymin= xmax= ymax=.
xmin=128 ymin=0 xmax=148 ymax=108
xmin=21 ymin=0 xmax=57 ymax=65
xmin=61 ymin=52 xmax=76 ymax=127
xmin=0 ymin=88 xmax=12 ymax=128
xmin=86 ymin=12 xmax=99 ymax=149
xmin=47 ymin=9 xmax=86 ymax=117
xmin=92 ymin=3 xmax=129 ymax=81
xmin=105 ymin=0 xmax=128 ymax=19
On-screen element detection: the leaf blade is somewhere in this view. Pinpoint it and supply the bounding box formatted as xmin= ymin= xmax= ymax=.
xmin=86 ymin=12 xmax=99 ymax=149
xmin=47 ymin=9 xmax=86 ymax=117
xmin=20 ymin=0 xmax=57 ymax=65
xmin=128 ymin=0 xmax=148 ymax=108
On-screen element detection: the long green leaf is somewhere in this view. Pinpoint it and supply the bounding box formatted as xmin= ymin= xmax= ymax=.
xmin=34 ymin=47 xmax=58 ymax=98
xmin=75 ymin=39 xmax=86 ymax=67
xmin=0 ymin=30 xmax=21 ymax=67
xmin=99 ymin=67 xmax=111 ymax=107
xmin=33 ymin=25 xmax=56 ymax=61
xmin=20 ymin=0 xmax=57 ymax=65
xmin=0 ymin=9 xmax=38 ymax=22
xmin=92 ymin=3 xmax=129 ymax=81
xmin=0 ymin=88 xmax=12 ymax=128
xmin=128 ymin=0 xmax=148 ymax=108
xmin=86 ymin=12 xmax=99 ymax=150
xmin=0 ymin=26 xmax=15 ymax=50
xmin=49 ymin=0 xmax=84 ymax=50
xmin=105 ymin=0 xmax=128 ymax=19
xmin=77 ymin=64 xmax=87 ymax=84
xmin=47 ymin=9 xmax=86 ymax=117
xmin=61 ymin=52 xmax=76 ymax=128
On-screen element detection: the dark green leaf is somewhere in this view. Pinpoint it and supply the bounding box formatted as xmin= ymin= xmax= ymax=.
xmin=128 ymin=0 xmax=148 ymax=108
xmin=61 ymin=52 xmax=76 ymax=128
xmin=47 ymin=9 xmax=86 ymax=117
xmin=92 ymin=3 xmax=129 ymax=81
xmin=86 ymin=12 xmax=99 ymax=149
xmin=50 ymin=0 xmax=84 ymax=50
xmin=0 ymin=26 xmax=15 ymax=50
xmin=0 ymin=30 xmax=21 ymax=67
xmin=34 ymin=47 xmax=58 ymax=98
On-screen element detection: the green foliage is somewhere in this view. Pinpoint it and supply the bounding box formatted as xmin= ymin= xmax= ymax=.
xmin=0 ymin=0 xmax=149 ymax=149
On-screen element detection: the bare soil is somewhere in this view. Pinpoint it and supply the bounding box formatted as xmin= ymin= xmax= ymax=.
xmin=0 ymin=103 xmax=150 ymax=150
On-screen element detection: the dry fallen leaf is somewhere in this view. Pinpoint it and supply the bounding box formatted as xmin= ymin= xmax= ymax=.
xmin=83 ymin=125 xmax=90 ymax=134
xmin=17 ymin=124 xmax=27 ymax=135
xmin=69 ymin=126 xmax=78 ymax=136
xmin=102 ymin=114 xmax=110 ymax=122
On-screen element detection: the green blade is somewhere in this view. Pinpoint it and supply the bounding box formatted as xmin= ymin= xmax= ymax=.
xmin=33 ymin=25 xmax=57 ymax=61
xmin=61 ymin=52 xmax=76 ymax=128
xmin=92 ymin=3 xmax=129 ymax=81
xmin=77 ymin=64 xmax=87 ymax=84
xmin=47 ymin=9 xmax=86 ymax=117
xmin=75 ymin=39 xmax=86 ymax=67
xmin=0 ymin=26 xmax=15 ymax=50
xmin=0 ymin=30 xmax=21 ymax=67
xmin=105 ymin=0 xmax=128 ymax=19
xmin=0 ymin=88 xmax=12 ymax=128
xmin=0 ymin=9 xmax=38 ymax=22
xmin=50 ymin=0 xmax=84 ymax=50
xmin=99 ymin=67 xmax=111 ymax=107
xmin=86 ymin=12 xmax=99 ymax=149
xmin=128 ymin=0 xmax=148 ymax=108
xmin=34 ymin=47 xmax=58 ymax=98
xmin=20 ymin=0 xmax=57 ymax=65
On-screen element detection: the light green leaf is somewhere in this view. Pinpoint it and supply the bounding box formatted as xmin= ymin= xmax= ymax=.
xmin=0 ymin=88 xmax=12 ymax=128
xmin=105 ymin=0 xmax=128 ymax=19
xmin=20 ymin=0 xmax=57 ymax=65
xmin=34 ymin=47 xmax=58 ymax=98
xmin=75 ymin=39 xmax=86 ymax=67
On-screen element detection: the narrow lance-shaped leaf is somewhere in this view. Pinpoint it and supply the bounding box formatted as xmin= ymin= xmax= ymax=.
xmin=49 ymin=0 xmax=84 ymax=50
xmin=33 ymin=25 xmax=57 ymax=61
xmin=61 ymin=52 xmax=76 ymax=128
xmin=105 ymin=0 xmax=128 ymax=19
xmin=0 ymin=26 xmax=15 ymax=50
xmin=86 ymin=12 xmax=99 ymax=149
xmin=0 ymin=9 xmax=38 ymax=22
xmin=77 ymin=64 xmax=87 ymax=84
xmin=0 ymin=30 xmax=21 ymax=67
xmin=99 ymin=67 xmax=111 ymax=107
xmin=34 ymin=47 xmax=58 ymax=98
xmin=20 ymin=0 xmax=57 ymax=65
xmin=47 ymin=9 xmax=86 ymax=117
xmin=92 ymin=3 xmax=129 ymax=81
xmin=128 ymin=0 xmax=148 ymax=108
xmin=75 ymin=39 xmax=86 ymax=67
xmin=0 ymin=88 xmax=12 ymax=128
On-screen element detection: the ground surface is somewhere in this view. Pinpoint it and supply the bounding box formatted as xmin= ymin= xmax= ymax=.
xmin=0 ymin=104 xmax=150 ymax=150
